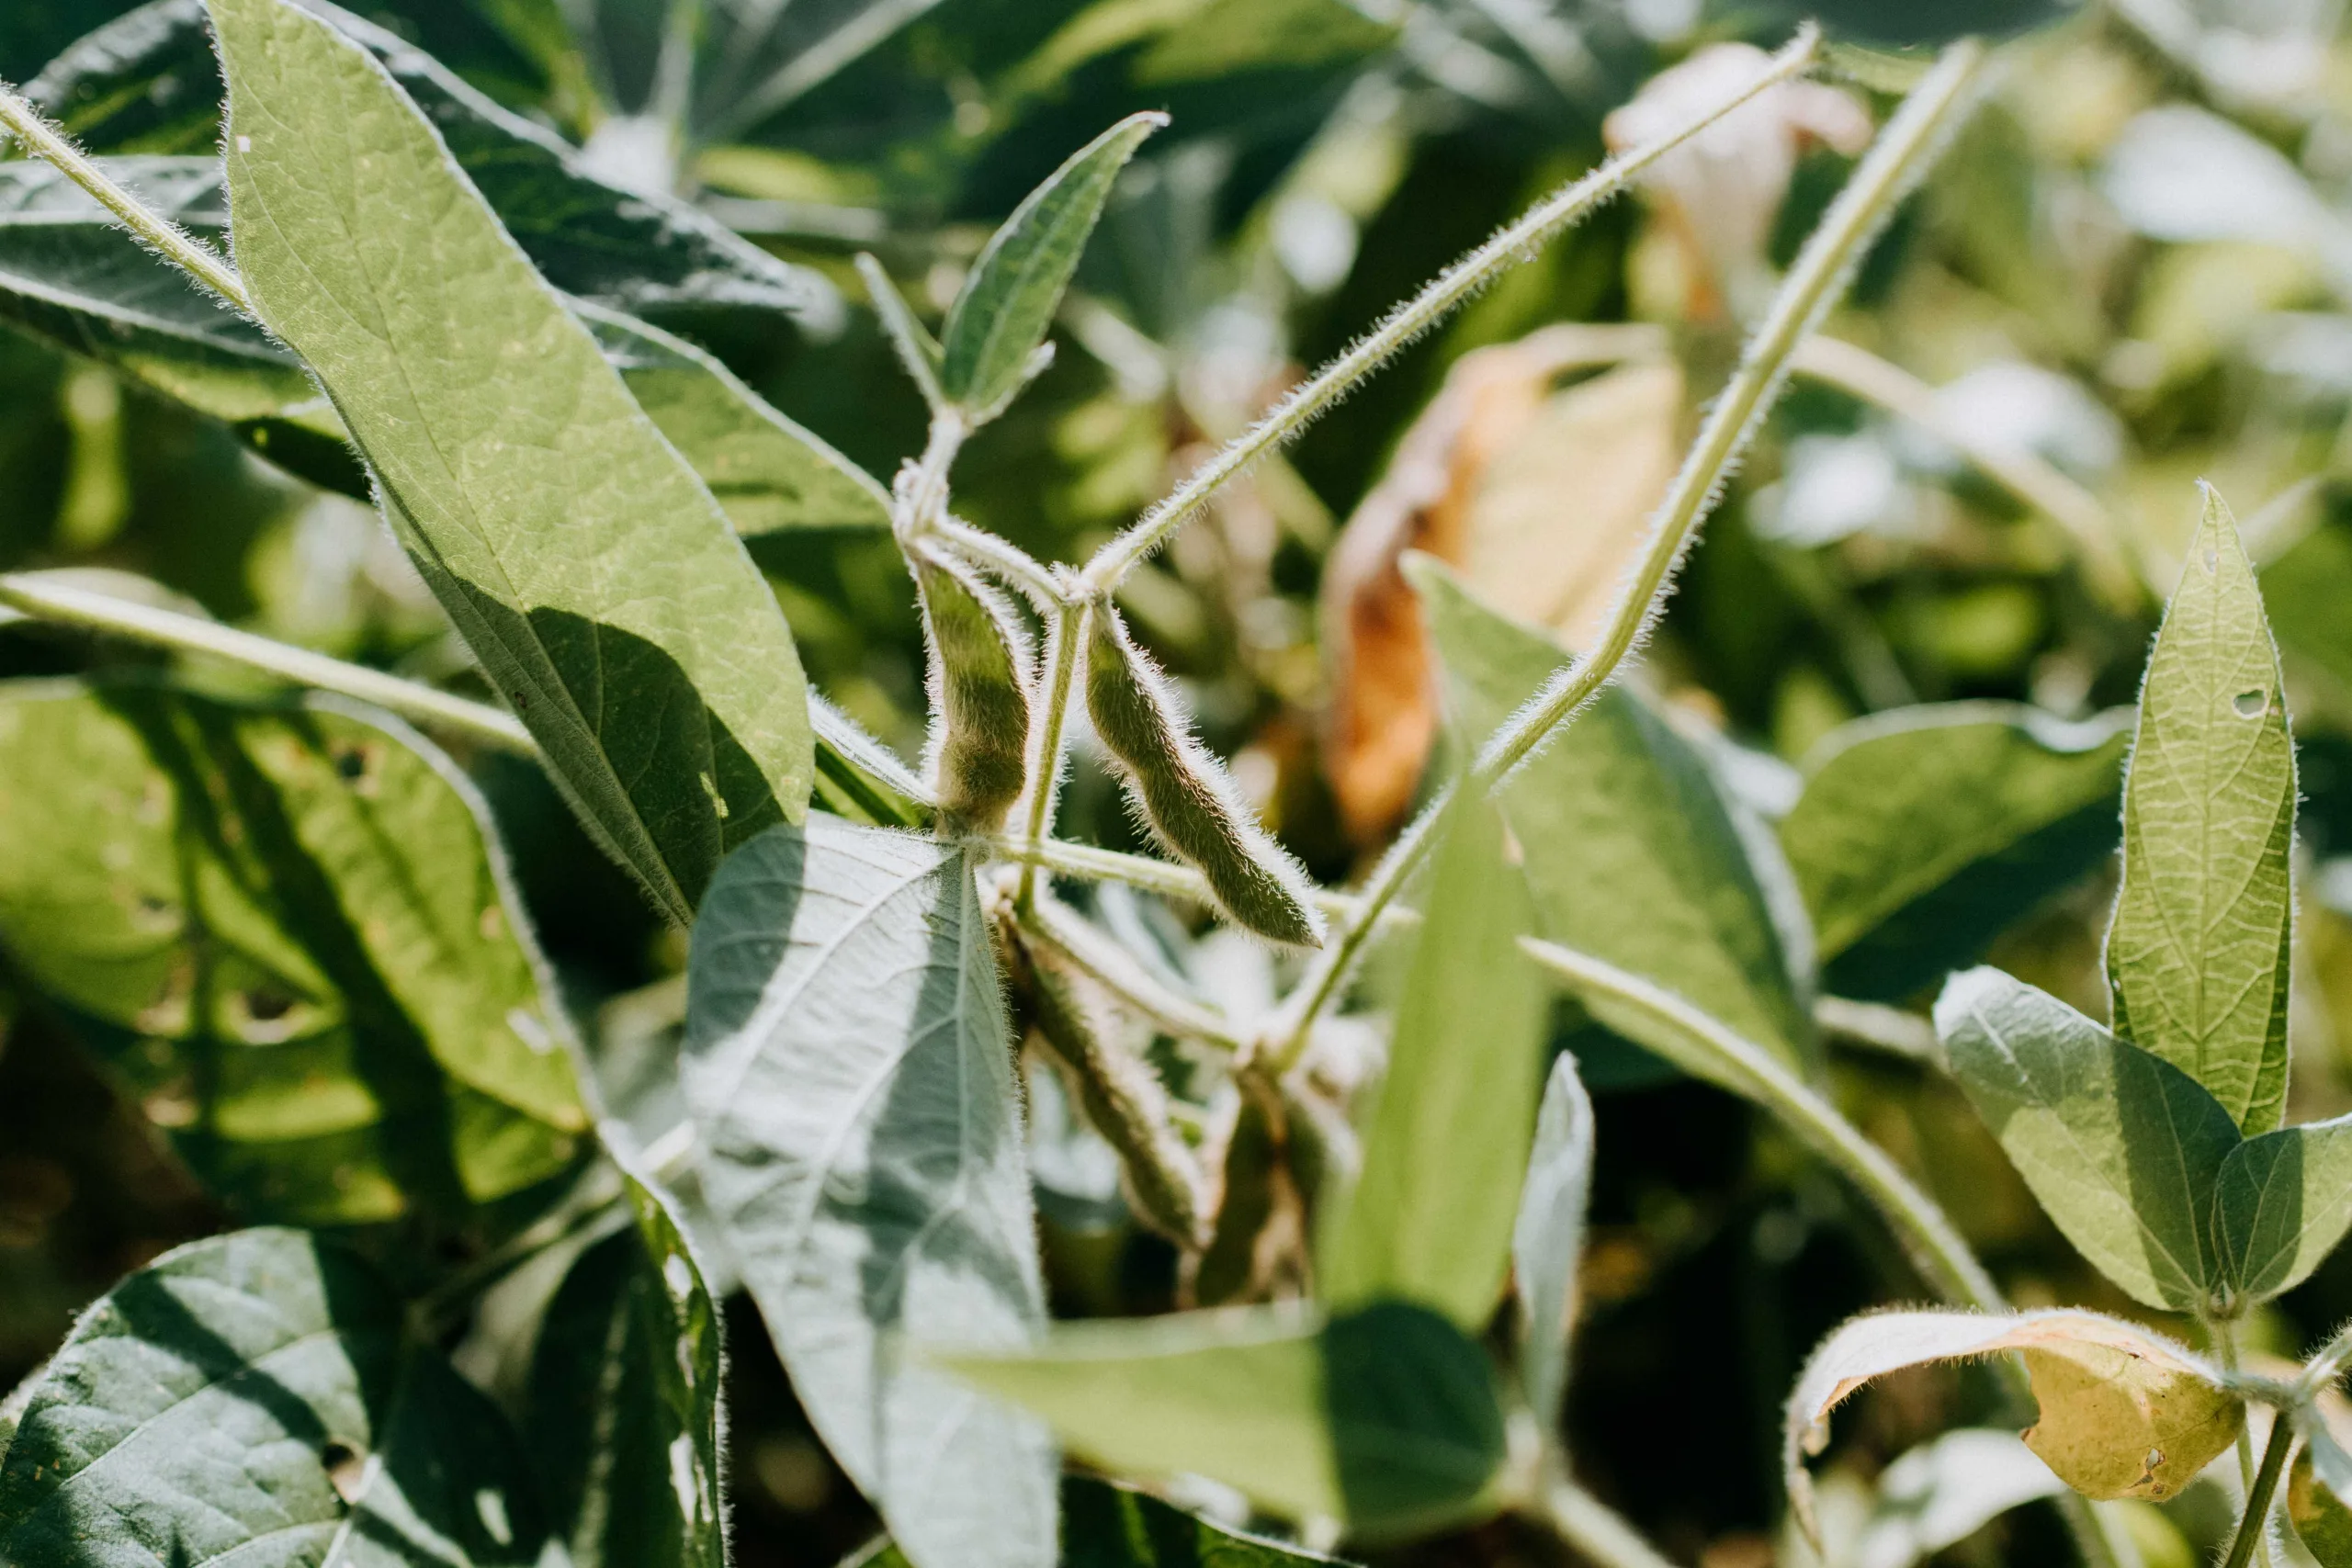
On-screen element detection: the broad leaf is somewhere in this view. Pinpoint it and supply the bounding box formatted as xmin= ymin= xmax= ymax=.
xmin=1785 ymin=1307 xmax=2237 ymax=1542
xmin=1780 ymin=704 xmax=2130 ymax=1001
xmin=1513 ymin=1052 xmax=1595 ymax=1428
xmin=525 ymin=1156 xmax=726 ymax=1568
xmin=2212 ymin=1113 xmax=2352 ymax=1303
xmin=0 ymin=1227 xmax=550 ymax=1565
xmin=853 ymin=1476 xmax=1348 ymax=1568
xmin=943 ymin=1301 xmax=1507 ymax=1542
xmin=939 ymin=112 xmax=1164 ymax=417
xmin=683 ymin=818 xmax=1054 ymax=1568
xmin=1838 ymin=1430 xmax=2065 ymax=1568
xmin=2109 ymin=486 xmax=2298 ymax=1134
xmin=1936 ymin=965 xmax=2236 ymax=1312
xmin=0 ymin=682 xmax=586 ymax=1224
xmin=1413 ymin=558 xmax=1816 ymax=1072
xmin=0 ymin=156 xmax=888 ymax=525
xmin=33 ymin=0 xmax=827 ymax=334
xmin=212 ymin=0 xmax=815 ymax=924
xmin=2294 ymin=1441 xmax=2352 ymax=1568
xmin=1318 ymin=791 xmax=1542 ymax=1330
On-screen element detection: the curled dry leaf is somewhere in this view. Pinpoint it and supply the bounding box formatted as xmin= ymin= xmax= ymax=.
xmin=1784 ymin=1309 xmax=2239 ymax=1546
xmin=1086 ymin=603 xmax=1323 ymax=945
xmin=1605 ymin=42 xmax=1872 ymax=318
xmin=912 ymin=541 xmax=1035 ymax=831
xmin=1319 ymin=326 xmax=1679 ymax=845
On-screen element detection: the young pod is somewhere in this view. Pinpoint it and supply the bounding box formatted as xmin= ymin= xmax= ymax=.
xmin=912 ymin=542 xmax=1034 ymax=830
xmin=1016 ymin=925 xmax=1205 ymax=1248
xmin=1082 ymin=605 xmax=1323 ymax=946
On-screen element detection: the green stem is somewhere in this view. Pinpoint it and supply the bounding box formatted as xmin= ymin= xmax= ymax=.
xmin=0 ymin=573 xmax=537 ymax=753
xmin=0 ymin=83 xmax=251 ymax=310
xmin=1265 ymin=37 xmax=1987 ymax=1072
xmin=932 ymin=515 xmax=1061 ymax=609
xmin=1023 ymin=896 xmax=1245 ymax=1052
xmin=990 ymin=831 xmax=1372 ymax=927
xmin=1539 ymin=1464 xmax=1684 ymax=1568
xmin=2222 ymin=1415 xmax=2294 ymax=1568
xmin=1073 ymin=26 xmax=1820 ymax=596
xmin=1517 ymin=936 xmax=1999 ymax=1310
xmin=1013 ymin=599 xmax=1085 ymax=911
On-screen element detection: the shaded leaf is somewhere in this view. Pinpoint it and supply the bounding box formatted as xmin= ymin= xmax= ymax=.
xmin=212 ymin=0 xmax=814 ymax=924
xmin=1513 ymin=1052 xmax=1595 ymax=1429
xmin=940 ymin=112 xmax=1165 ymax=418
xmin=33 ymin=0 xmax=828 ymax=334
xmin=0 ymin=682 xmax=585 ymax=1224
xmin=1413 ymin=558 xmax=1816 ymax=1072
xmin=0 ymin=1227 xmax=548 ymax=1565
xmin=852 ymin=1475 xmax=1349 ymax=1568
xmin=1318 ymin=791 xmax=1543 ymax=1331
xmin=683 ymin=818 xmax=1053 ymax=1568
xmin=1936 ymin=966 xmax=2236 ymax=1312
xmin=2293 ymin=1442 xmax=2352 ymax=1568
xmin=2212 ymin=1112 xmax=2352 ymax=1303
xmin=2109 ymin=485 xmax=2298 ymax=1134
xmin=1839 ymin=1429 xmax=2065 ymax=1568
xmin=1780 ymin=704 xmax=2130 ymax=1001
xmin=942 ymin=1300 xmax=1507 ymax=1542
xmin=524 ymin=1156 xmax=726 ymax=1568
xmin=1784 ymin=1308 xmax=2237 ymax=1543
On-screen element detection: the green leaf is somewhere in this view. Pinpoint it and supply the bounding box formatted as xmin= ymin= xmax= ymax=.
xmin=938 ymin=111 xmax=1165 ymax=417
xmin=2211 ymin=1113 xmax=2352 ymax=1303
xmin=0 ymin=157 xmax=888 ymax=519
xmin=942 ymin=1300 xmax=1507 ymax=1542
xmin=579 ymin=300 xmax=891 ymax=535
xmin=810 ymin=694 xmax=936 ymax=829
xmin=1935 ymin=965 xmax=2238 ymax=1312
xmin=2264 ymin=514 xmax=2352 ymax=700
xmin=2293 ymin=1440 xmax=2352 ymax=1568
xmin=0 ymin=682 xmax=587 ymax=1224
xmin=2109 ymin=485 xmax=2298 ymax=1134
xmin=525 ymin=1156 xmax=726 ymax=1568
xmin=1513 ymin=1052 xmax=1595 ymax=1429
xmin=853 ymin=1475 xmax=1350 ymax=1568
xmin=1785 ymin=1307 xmax=2236 ymax=1543
xmin=1411 ymin=557 xmax=1816 ymax=1072
xmin=211 ymin=0 xmax=815 ymax=925
xmin=1318 ymin=791 xmax=1543 ymax=1331
xmin=34 ymin=0 xmax=828 ymax=333
xmin=683 ymin=818 xmax=1054 ymax=1568
xmin=1780 ymin=704 xmax=2130 ymax=1001
xmin=0 ymin=1226 xmax=550 ymax=1564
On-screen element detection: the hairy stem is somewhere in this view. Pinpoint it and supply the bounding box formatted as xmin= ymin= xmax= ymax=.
xmin=1074 ymin=25 xmax=1820 ymax=595
xmin=1266 ymin=38 xmax=1987 ymax=1069
xmin=990 ymin=832 xmax=1373 ymax=927
xmin=0 ymin=572 xmax=537 ymax=753
xmin=1013 ymin=599 xmax=1085 ymax=911
xmin=932 ymin=514 xmax=1061 ymax=608
xmin=1518 ymin=937 xmax=1998 ymax=1308
xmin=1023 ymin=896 xmax=1245 ymax=1052
xmin=2222 ymin=1415 xmax=2294 ymax=1568
xmin=0 ymin=83 xmax=251 ymax=311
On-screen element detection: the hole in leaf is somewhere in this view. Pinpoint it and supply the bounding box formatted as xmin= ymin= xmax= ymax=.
xmin=2205 ymin=545 xmax=2220 ymax=571
xmin=2233 ymin=689 xmax=2268 ymax=718
xmin=243 ymin=988 xmax=296 ymax=1022
xmin=322 ymin=1440 xmax=368 ymax=1504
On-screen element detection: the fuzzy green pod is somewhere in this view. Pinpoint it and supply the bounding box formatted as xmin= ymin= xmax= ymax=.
xmin=1016 ymin=926 xmax=1204 ymax=1247
xmin=913 ymin=543 xmax=1034 ymax=830
xmin=1083 ymin=605 xmax=1323 ymax=945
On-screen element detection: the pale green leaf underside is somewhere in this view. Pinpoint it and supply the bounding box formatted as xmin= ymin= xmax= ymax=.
xmin=942 ymin=1301 xmax=1506 ymax=1542
xmin=1937 ymin=965 xmax=2236 ymax=1311
xmin=1318 ymin=791 xmax=1544 ymax=1332
xmin=0 ymin=682 xmax=585 ymax=1224
xmin=0 ymin=1227 xmax=548 ymax=1566
xmin=682 ymin=818 xmax=1054 ymax=1568
xmin=1412 ymin=558 xmax=1815 ymax=1072
xmin=209 ymin=0 xmax=814 ymax=922
xmin=1514 ymin=1052 xmax=1595 ymax=1428
xmin=939 ymin=111 xmax=1163 ymax=413
xmin=1781 ymin=703 xmax=2129 ymax=999
xmin=2109 ymin=487 xmax=2297 ymax=1134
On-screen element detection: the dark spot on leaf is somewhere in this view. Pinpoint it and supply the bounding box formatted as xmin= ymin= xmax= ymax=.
xmin=243 ymin=988 xmax=296 ymax=1022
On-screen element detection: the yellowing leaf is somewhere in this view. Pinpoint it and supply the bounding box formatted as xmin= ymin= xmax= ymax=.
xmin=1784 ymin=1309 xmax=2237 ymax=1545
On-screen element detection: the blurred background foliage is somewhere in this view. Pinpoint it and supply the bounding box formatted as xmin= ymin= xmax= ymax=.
xmin=9 ymin=0 xmax=2352 ymax=1564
